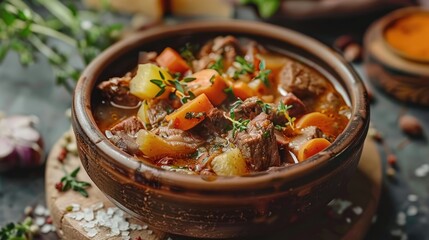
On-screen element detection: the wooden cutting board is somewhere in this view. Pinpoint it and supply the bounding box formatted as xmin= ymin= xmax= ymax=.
xmin=46 ymin=130 xmax=381 ymax=240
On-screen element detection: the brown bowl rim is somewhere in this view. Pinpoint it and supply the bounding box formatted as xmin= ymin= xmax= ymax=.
xmin=73 ymin=20 xmax=369 ymax=191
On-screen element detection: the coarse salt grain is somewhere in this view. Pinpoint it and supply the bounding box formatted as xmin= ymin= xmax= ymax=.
xmin=87 ymin=228 xmax=98 ymax=238
xmin=391 ymin=229 xmax=402 ymax=236
xmin=406 ymin=205 xmax=418 ymax=216
xmin=407 ymin=194 xmax=418 ymax=202
xmin=415 ymin=164 xmax=429 ymax=177
xmin=83 ymin=208 xmax=94 ymax=221
xmin=71 ymin=203 xmax=81 ymax=212
xmin=40 ymin=224 xmax=54 ymax=233
xmin=34 ymin=205 xmax=46 ymax=216
xmin=352 ymin=206 xmax=363 ymax=215
xmin=65 ymin=203 xmax=148 ymax=239
xmin=396 ymin=212 xmax=406 ymax=226
xmin=35 ymin=217 xmax=45 ymax=226
xmin=327 ymin=198 xmax=352 ymax=215
xmin=346 ymin=218 xmax=351 ymax=223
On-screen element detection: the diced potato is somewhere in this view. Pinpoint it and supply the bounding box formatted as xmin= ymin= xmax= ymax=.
xmin=259 ymin=53 xmax=290 ymax=71
xmin=211 ymin=148 xmax=247 ymax=176
xmin=130 ymin=63 xmax=172 ymax=100
xmin=137 ymin=100 xmax=150 ymax=125
xmin=136 ymin=130 xmax=196 ymax=158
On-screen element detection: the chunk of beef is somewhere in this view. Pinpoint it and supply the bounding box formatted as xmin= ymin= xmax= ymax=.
xmin=108 ymin=131 xmax=140 ymax=155
xmin=233 ymin=113 xmax=280 ymax=171
xmin=278 ymin=61 xmax=328 ymax=98
xmin=138 ymin=51 xmax=157 ymax=64
xmin=198 ymin=108 xmax=231 ymax=136
xmin=153 ymin=127 xmax=204 ymax=149
xmin=97 ymin=74 xmax=140 ymax=107
xmin=196 ymin=36 xmax=242 ymax=71
xmin=110 ymin=116 xmax=144 ymax=136
xmin=288 ymin=126 xmax=324 ymax=152
xmin=232 ymin=97 xmax=263 ymax=120
xmin=279 ymin=93 xmax=307 ymax=118
xmin=107 ymin=116 xmax=144 ymax=155
xmin=147 ymin=99 xmax=172 ymax=126
xmin=243 ymin=41 xmax=267 ymax=64
xmin=272 ymin=93 xmax=307 ymax=125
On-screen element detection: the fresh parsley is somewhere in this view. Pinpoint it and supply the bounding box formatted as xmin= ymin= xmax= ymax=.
xmin=254 ymin=59 xmax=272 ymax=87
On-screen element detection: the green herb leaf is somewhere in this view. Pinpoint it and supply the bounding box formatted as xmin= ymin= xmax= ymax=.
xmin=58 ymin=166 xmax=91 ymax=198
xmin=254 ymin=59 xmax=272 ymax=87
xmin=235 ymin=56 xmax=254 ymax=73
xmin=256 ymin=100 xmax=272 ymax=114
xmin=183 ymin=77 xmax=196 ymax=82
xmin=209 ymin=57 xmax=224 ymax=74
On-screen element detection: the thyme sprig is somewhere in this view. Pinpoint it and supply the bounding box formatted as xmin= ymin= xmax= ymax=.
xmin=0 ymin=0 xmax=122 ymax=92
xmin=56 ymin=167 xmax=91 ymax=198
xmin=256 ymin=100 xmax=272 ymax=114
xmin=150 ymin=71 xmax=196 ymax=103
xmin=277 ymin=101 xmax=296 ymax=129
xmin=254 ymin=59 xmax=272 ymax=87
xmin=209 ymin=57 xmax=224 ymax=74
xmin=226 ymin=99 xmax=250 ymax=136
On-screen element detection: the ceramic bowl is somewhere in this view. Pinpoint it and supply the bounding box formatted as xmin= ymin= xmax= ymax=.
xmin=72 ymin=21 xmax=369 ymax=238
xmin=364 ymin=7 xmax=429 ymax=106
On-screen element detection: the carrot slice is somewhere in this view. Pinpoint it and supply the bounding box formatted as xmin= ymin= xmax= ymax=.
xmin=297 ymin=138 xmax=331 ymax=162
xmin=232 ymin=81 xmax=255 ymax=100
xmin=295 ymin=112 xmax=337 ymax=136
xmin=156 ymin=47 xmax=190 ymax=74
xmin=187 ymin=69 xmax=227 ymax=106
xmin=165 ymin=93 xmax=214 ymax=130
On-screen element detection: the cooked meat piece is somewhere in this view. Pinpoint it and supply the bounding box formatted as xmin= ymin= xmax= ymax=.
xmin=147 ymin=99 xmax=172 ymax=126
xmin=138 ymin=51 xmax=158 ymax=64
xmin=233 ymin=113 xmax=280 ymax=171
xmin=97 ymin=74 xmax=140 ymax=107
xmin=198 ymin=108 xmax=231 ymax=136
xmin=108 ymin=131 xmax=141 ymax=155
xmin=197 ymin=36 xmax=242 ymax=70
xmin=243 ymin=41 xmax=267 ymax=64
xmin=279 ymin=93 xmax=307 ymax=118
xmin=110 ymin=116 xmax=144 ymax=136
xmin=198 ymin=41 xmax=214 ymax=58
xmin=212 ymin=35 xmax=239 ymax=52
xmin=272 ymin=93 xmax=307 ymax=125
xmin=153 ymin=127 xmax=204 ymax=149
xmin=278 ymin=61 xmax=328 ymax=98
xmin=192 ymin=55 xmax=211 ymax=72
xmin=232 ymin=97 xmax=263 ymax=120
xmin=288 ymin=126 xmax=324 ymax=152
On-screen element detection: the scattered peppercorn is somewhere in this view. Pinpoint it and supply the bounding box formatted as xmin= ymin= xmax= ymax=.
xmin=399 ymin=114 xmax=423 ymax=137
xmin=387 ymin=154 xmax=398 ymax=168
xmin=55 ymin=182 xmax=63 ymax=192
xmin=57 ymin=147 xmax=68 ymax=163
xmin=334 ymin=35 xmax=355 ymax=51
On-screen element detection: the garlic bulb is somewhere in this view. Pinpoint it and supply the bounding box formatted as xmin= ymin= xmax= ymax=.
xmin=0 ymin=113 xmax=44 ymax=171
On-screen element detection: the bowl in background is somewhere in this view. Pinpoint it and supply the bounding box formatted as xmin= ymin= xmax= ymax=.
xmin=364 ymin=7 xmax=429 ymax=106
xmin=72 ymin=21 xmax=369 ymax=238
